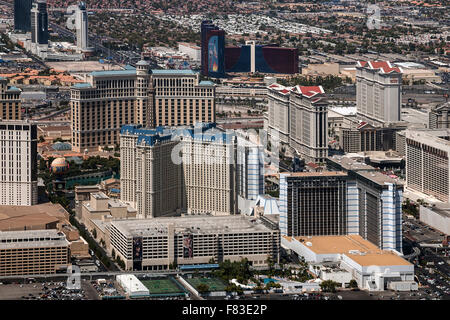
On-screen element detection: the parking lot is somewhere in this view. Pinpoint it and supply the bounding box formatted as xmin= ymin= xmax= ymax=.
xmin=91 ymin=279 xmax=125 ymax=299
xmin=0 ymin=280 xmax=91 ymax=300
xmin=403 ymin=217 xmax=447 ymax=244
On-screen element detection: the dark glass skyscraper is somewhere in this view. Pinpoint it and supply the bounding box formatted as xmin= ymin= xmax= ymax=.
xmin=14 ymin=0 xmax=33 ymax=32
xmin=280 ymin=172 xmax=349 ymax=237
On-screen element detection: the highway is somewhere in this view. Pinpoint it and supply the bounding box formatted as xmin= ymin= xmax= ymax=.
xmin=48 ymin=21 xmax=133 ymax=65
xmin=32 ymin=107 xmax=70 ymax=121
xmin=0 ymin=0 xmax=154 ymax=67
xmin=0 ymin=269 xmax=211 ymax=281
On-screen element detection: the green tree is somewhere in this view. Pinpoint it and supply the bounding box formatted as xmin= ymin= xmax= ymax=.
xmin=196 ymin=284 xmax=210 ymax=293
xmin=349 ymin=279 xmax=358 ymax=289
xmin=265 ymin=279 xmax=281 ymax=290
xmin=225 ymin=283 xmax=243 ymax=294
xmin=320 ymin=280 xmax=339 ymax=293
xmin=92 ymin=229 xmax=97 ymax=239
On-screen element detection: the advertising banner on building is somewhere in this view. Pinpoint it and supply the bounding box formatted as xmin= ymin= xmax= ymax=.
xmin=132 ymin=236 xmax=143 ymax=270
xmin=183 ymin=234 xmax=193 ymax=259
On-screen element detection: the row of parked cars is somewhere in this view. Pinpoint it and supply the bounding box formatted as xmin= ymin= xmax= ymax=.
xmin=21 ymin=281 xmax=86 ymax=300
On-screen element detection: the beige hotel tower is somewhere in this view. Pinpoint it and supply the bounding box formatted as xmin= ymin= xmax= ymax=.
xmin=70 ymin=61 xmax=215 ymax=152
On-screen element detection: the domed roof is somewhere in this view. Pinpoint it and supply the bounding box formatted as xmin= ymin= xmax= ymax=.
xmin=51 ymin=157 xmax=68 ymax=167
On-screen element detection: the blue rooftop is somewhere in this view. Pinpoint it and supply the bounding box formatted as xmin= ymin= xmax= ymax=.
xmin=199 ymin=80 xmax=214 ymax=86
xmin=121 ymin=122 xmax=234 ymax=146
xmin=72 ymin=83 xmax=92 ymax=89
xmin=179 ymin=264 xmax=219 ymax=270
xmin=87 ymin=68 xmax=198 ymax=78
xmin=151 ymin=69 xmax=197 ymax=75
xmin=137 ymin=134 xmax=172 ymax=146
xmin=120 ymin=124 xmax=165 ymax=136
xmin=90 ymin=70 xmax=137 ymax=77
xmin=124 ymin=65 xmax=136 ymax=70
xmin=6 ymin=86 xmax=21 ymax=92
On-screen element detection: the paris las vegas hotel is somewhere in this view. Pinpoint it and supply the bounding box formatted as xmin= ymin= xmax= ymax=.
xmin=70 ymin=60 xmax=215 ymax=152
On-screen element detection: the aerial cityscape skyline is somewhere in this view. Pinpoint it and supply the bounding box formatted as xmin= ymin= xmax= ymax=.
xmin=0 ymin=0 xmax=448 ymax=311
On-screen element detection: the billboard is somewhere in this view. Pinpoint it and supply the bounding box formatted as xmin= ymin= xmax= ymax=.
xmin=206 ymin=29 xmax=225 ymax=78
xmin=208 ymin=36 xmax=220 ymax=73
xmin=132 ymin=237 xmax=143 ymax=270
xmin=183 ymin=234 xmax=194 ymax=259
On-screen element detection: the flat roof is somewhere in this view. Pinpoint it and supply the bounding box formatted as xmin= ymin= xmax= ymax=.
xmin=329 ymin=106 xmax=357 ymax=116
xmin=116 ymin=274 xmax=149 ymax=294
xmin=405 ymin=129 xmax=450 ymax=150
xmin=0 ymin=213 xmax=59 ymax=231
xmin=280 ymin=171 xmax=348 ymax=178
xmin=0 ymin=203 xmax=69 ymax=222
xmin=328 ymin=155 xmax=376 ymax=171
xmin=357 ymin=170 xmax=404 ymax=186
xmin=425 ymin=204 xmax=450 ymax=218
xmin=91 ymin=192 xmax=109 ymax=200
xmin=346 ymin=252 xmax=412 ymax=266
xmin=290 ymin=235 xmax=381 ymax=254
xmin=199 ymin=80 xmax=214 ymax=86
xmin=112 ymin=215 xmax=276 ymax=237
xmin=151 ymin=69 xmax=197 ymax=75
xmin=90 ymin=70 xmax=136 ymax=77
xmin=72 ymin=83 xmax=92 ymax=89
xmin=287 ymin=235 xmax=412 ymax=267
xmin=0 ymin=229 xmax=69 ymax=249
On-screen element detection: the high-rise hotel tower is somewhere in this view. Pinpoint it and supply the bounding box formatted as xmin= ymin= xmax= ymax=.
xmin=70 ymin=63 xmax=215 ymax=152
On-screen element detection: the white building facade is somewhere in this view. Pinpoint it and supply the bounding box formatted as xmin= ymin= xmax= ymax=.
xmin=75 ymin=2 xmax=89 ymax=53
xmin=356 ymin=61 xmax=402 ymax=125
xmin=0 ymin=120 xmax=38 ymax=206
xmin=267 ymin=83 xmax=328 ymax=163
xmin=405 ymin=129 xmax=450 ymax=202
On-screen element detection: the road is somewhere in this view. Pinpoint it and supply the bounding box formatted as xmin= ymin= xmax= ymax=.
xmin=48 ymin=22 xmax=157 ymax=68
xmin=0 ymin=0 xmax=154 ymax=67
xmin=0 ymin=269 xmax=213 ymax=281
xmin=33 ymin=107 xmax=70 ymax=121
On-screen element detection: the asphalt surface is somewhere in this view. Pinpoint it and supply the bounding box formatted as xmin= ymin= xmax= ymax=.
xmin=402 ymin=216 xmax=450 ymax=300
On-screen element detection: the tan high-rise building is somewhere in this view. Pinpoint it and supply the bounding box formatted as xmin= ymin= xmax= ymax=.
xmin=356 ymin=61 xmax=402 ymax=126
xmin=0 ymin=229 xmax=69 ymax=276
xmin=405 ymin=129 xmax=450 ymax=202
xmin=429 ymin=102 xmax=450 ymax=129
xmin=120 ymin=123 xmax=264 ymax=218
xmin=70 ymin=64 xmax=215 ymax=153
xmin=120 ymin=123 xmax=238 ymax=217
xmin=267 ymin=83 xmax=328 ymax=163
xmin=0 ymin=120 xmax=38 ymax=206
xmin=289 ymin=85 xmax=328 ymax=163
xmin=0 ymin=77 xmax=21 ymax=120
